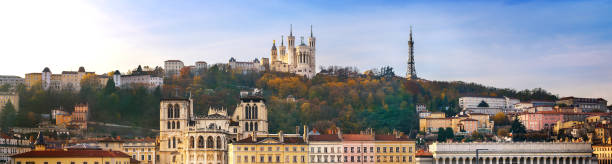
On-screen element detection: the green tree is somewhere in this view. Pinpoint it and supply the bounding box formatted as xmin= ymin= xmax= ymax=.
xmin=510 ymin=116 xmax=527 ymax=141
xmin=477 ymin=101 xmax=489 ymax=107
xmin=445 ymin=127 xmax=455 ymax=140
xmin=492 ymin=112 xmax=509 ymax=126
xmin=104 ymin=78 xmax=116 ymax=94
xmin=0 ymin=101 xmax=17 ymax=132
xmin=437 ymin=127 xmax=446 ymax=142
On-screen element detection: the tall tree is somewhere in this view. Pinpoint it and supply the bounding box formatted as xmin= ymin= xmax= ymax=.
xmin=0 ymin=101 xmax=17 ymax=132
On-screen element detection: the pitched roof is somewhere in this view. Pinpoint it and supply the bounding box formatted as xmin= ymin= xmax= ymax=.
xmin=12 ymin=149 xmax=130 ymax=158
xmin=374 ymin=135 xmax=412 ymax=141
xmin=308 ymin=134 xmax=341 ymax=142
xmin=342 ymin=134 xmax=374 ymax=141
xmin=234 ymin=136 xmax=306 ymax=144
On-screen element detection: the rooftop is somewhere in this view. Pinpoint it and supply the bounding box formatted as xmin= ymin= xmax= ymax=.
xmin=309 ymin=134 xmax=341 ymax=142
xmin=12 ymin=149 xmax=130 ymax=158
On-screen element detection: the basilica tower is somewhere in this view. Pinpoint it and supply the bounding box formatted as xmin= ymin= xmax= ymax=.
xmin=308 ymin=25 xmax=316 ymax=71
xmin=270 ymin=40 xmax=278 ymax=62
xmin=287 ymin=24 xmax=296 ymax=66
xmin=279 ymin=36 xmax=287 ymax=63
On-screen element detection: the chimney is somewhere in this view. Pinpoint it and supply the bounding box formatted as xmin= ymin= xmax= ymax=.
xmin=303 ymin=125 xmax=308 ymax=142
xmin=279 ymin=130 xmax=284 ymax=143
xmin=336 ymin=127 xmax=342 ymax=140
xmin=251 ymin=132 xmax=257 ymax=142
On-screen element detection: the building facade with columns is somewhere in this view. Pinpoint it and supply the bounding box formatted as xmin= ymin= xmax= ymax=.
xmin=427 ymin=142 xmax=595 ymax=164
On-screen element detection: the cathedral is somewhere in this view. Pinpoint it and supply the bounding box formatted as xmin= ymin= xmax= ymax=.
xmin=158 ymin=89 xmax=268 ymax=164
xmin=269 ymin=25 xmax=317 ymax=78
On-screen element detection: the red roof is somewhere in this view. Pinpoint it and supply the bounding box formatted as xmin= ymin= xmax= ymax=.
xmin=309 ymin=134 xmax=341 ymax=142
xmin=374 ymin=135 xmax=412 ymax=141
xmin=415 ymin=150 xmax=433 ymax=157
xmin=12 ymin=149 xmax=130 ymax=158
xmin=342 ymin=134 xmax=374 ymax=141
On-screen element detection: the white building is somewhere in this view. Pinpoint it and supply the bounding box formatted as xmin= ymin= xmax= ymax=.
xmin=424 ymin=142 xmax=595 ymax=164
xmin=228 ymin=57 xmax=265 ymax=73
xmin=0 ymin=76 xmax=24 ymax=89
xmin=458 ymin=96 xmax=520 ymax=110
xmin=164 ymin=60 xmax=185 ymax=77
xmin=463 ymin=107 xmax=503 ymax=116
xmin=269 ymin=25 xmax=317 ymax=78
xmin=0 ymin=135 xmax=31 ymax=164
xmin=27 ymin=67 xmax=99 ymax=91
xmin=112 ymin=70 xmax=163 ymax=90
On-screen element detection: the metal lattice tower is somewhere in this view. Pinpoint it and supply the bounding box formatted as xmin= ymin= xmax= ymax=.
xmin=407 ymin=26 xmax=417 ymax=80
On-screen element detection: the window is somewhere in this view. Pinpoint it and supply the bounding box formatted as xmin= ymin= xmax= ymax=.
xmin=71 ymin=162 xmax=75 ymax=164
xmin=370 ymin=147 xmax=374 ymax=152
xmin=363 ymin=147 xmax=367 ymax=152
xmin=261 ymin=156 xmax=264 ymax=162
xmin=268 ymin=156 xmax=272 ymax=162
xmin=402 ymin=147 xmax=406 ymax=152
xmin=276 ymin=156 xmax=280 ymax=162
xmin=301 ymin=156 xmax=305 ymax=162
xmin=148 ymin=155 xmax=151 ymax=161
xmin=351 ymin=147 xmax=354 ymax=153
xmin=293 ymin=156 xmax=297 ymax=163
xmin=83 ymin=162 xmax=87 ymax=164
xmin=396 ymin=147 xmax=399 ymax=152
xmin=377 ymin=147 xmax=380 ymax=153
xmin=141 ymin=155 xmax=145 ymax=160
xmin=390 ymin=147 xmax=394 ymax=152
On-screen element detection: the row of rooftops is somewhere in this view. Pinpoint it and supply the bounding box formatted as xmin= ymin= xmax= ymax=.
xmin=234 ymin=133 xmax=413 ymax=144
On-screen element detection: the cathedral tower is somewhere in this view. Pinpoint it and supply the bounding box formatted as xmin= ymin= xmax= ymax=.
xmin=287 ymin=24 xmax=296 ymax=66
xmin=279 ymin=36 xmax=287 ymax=63
xmin=308 ymin=25 xmax=316 ymax=70
xmin=407 ymin=26 xmax=417 ymax=80
xmin=270 ymin=40 xmax=278 ymax=62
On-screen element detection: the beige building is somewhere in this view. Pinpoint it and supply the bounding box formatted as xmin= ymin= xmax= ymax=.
xmin=24 ymin=73 xmax=41 ymax=88
xmin=269 ymin=25 xmax=317 ymax=78
xmin=158 ymin=89 xmax=269 ymax=164
xmin=228 ymin=58 xmax=265 ymax=73
xmin=458 ymin=96 xmax=520 ymax=110
xmin=228 ymin=132 xmax=309 ymax=164
xmin=419 ymin=112 xmax=493 ymax=134
xmin=0 ymin=92 xmax=19 ymax=112
xmin=25 ymin=67 xmax=101 ymax=91
xmin=164 ymin=60 xmax=185 ymax=77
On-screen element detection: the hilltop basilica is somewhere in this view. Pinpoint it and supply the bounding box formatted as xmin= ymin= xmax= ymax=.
xmin=269 ymin=25 xmax=317 ymax=78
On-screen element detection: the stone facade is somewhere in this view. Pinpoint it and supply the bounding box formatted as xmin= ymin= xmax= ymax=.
xmin=269 ymin=25 xmax=316 ymax=78
xmin=158 ymin=89 xmax=268 ymax=164
xmin=427 ymin=142 xmax=595 ymax=164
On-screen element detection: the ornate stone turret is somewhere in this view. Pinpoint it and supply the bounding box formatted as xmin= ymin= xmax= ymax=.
xmin=271 ymin=40 xmax=278 ymax=62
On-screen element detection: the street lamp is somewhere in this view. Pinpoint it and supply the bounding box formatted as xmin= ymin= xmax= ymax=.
xmin=475 ymin=149 xmax=489 ymax=164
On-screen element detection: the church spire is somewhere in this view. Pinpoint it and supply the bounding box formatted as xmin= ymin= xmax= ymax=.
xmin=290 ymin=24 xmax=293 ymax=36
xmin=310 ymin=25 xmax=313 ymax=37
xmin=281 ymin=35 xmax=284 ymax=46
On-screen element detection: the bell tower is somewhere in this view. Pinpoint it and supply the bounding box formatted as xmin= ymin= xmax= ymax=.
xmin=287 ymin=24 xmax=296 ymax=66
xmin=270 ymin=40 xmax=278 ymax=62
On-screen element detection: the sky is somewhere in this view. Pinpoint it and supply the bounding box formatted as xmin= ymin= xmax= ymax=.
xmin=0 ymin=0 xmax=611 ymax=103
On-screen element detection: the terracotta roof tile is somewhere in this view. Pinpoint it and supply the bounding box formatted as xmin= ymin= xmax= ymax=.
xmin=374 ymin=135 xmax=412 ymax=141
xmin=309 ymin=135 xmax=341 ymax=142
xmin=342 ymin=134 xmax=374 ymax=141
xmin=12 ymin=149 xmax=130 ymax=158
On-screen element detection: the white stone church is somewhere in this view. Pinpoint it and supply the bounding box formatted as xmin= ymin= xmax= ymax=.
xmin=269 ymin=25 xmax=317 ymax=78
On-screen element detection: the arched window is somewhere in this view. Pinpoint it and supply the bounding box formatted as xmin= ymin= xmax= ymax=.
xmin=176 ymin=122 xmax=180 ymax=129
xmin=209 ymin=123 xmax=216 ymax=129
xmin=172 ymin=137 xmax=176 ymax=148
xmin=244 ymin=123 xmax=249 ymax=131
xmin=206 ymin=136 xmax=214 ymax=148
xmin=249 ymin=122 xmax=254 ymax=131
xmin=174 ymin=104 xmax=180 ymax=118
xmin=167 ymin=104 xmax=173 ymax=118
xmin=245 ymin=105 xmax=250 ymax=119
xmin=167 ymin=139 xmax=171 ymax=148
xmin=167 ymin=121 xmax=171 ymax=129
xmin=255 ymin=122 xmax=258 ymax=131
xmin=189 ymin=136 xmax=194 ymax=148
xmin=216 ymin=136 xmax=222 ymax=149
xmin=254 ymin=106 xmax=258 ymax=119
xmin=172 ymin=121 xmax=175 ymax=129
xmin=198 ymin=136 xmax=204 ymax=148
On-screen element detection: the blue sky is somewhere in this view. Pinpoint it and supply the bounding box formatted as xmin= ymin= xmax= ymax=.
xmin=1 ymin=0 xmax=611 ymax=103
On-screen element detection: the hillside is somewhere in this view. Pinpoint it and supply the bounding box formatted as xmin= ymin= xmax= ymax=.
xmin=8 ymin=65 xmax=558 ymax=135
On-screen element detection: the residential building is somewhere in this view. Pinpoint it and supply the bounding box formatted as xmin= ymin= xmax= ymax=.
xmin=53 ymin=104 xmax=88 ymax=129
xmin=463 ymin=107 xmax=502 ymax=116
xmin=458 ymin=96 xmax=519 ymax=110
xmin=427 ymin=142 xmax=595 ymax=164
xmin=113 ymin=71 xmax=163 ymax=89
xmin=416 ymin=104 xmax=427 ymax=113
xmin=122 ymin=138 xmax=156 ymax=164
xmin=0 ymin=134 xmax=31 ymax=164
xmin=0 ymin=92 xmax=18 ymax=112
xmin=24 ymin=73 xmax=41 ymax=88
xmin=593 ymin=145 xmax=612 ymax=164
xmin=269 ymin=25 xmax=317 ymax=78
xmin=419 ymin=113 xmax=493 ymax=134
xmin=374 ymin=133 xmax=416 ymax=164
xmin=164 ymin=60 xmax=184 ymax=77
xmin=228 ymin=132 xmax=308 ymax=164
xmin=518 ymin=111 xmax=564 ymax=131
xmin=12 ymin=133 xmax=131 ymax=164
xmin=557 ymin=97 xmax=608 ymax=112
xmin=0 ymin=75 xmax=24 ymax=89
xmin=308 ymin=132 xmax=342 ymax=163
xmin=341 ymin=133 xmax=375 ymax=164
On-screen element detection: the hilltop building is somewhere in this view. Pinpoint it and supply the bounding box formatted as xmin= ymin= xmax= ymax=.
xmin=557 ymin=97 xmax=608 ymax=112
xmin=24 ymin=67 xmax=103 ymax=91
xmin=269 ymin=25 xmax=317 ymax=78
xmin=0 ymin=92 xmax=18 ymax=112
xmin=458 ymin=96 xmax=519 ymax=110
xmin=0 ymin=75 xmax=24 ymax=89
xmin=112 ymin=68 xmax=163 ymax=90
xmin=228 ymin=57 xmax=265 ymax=73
